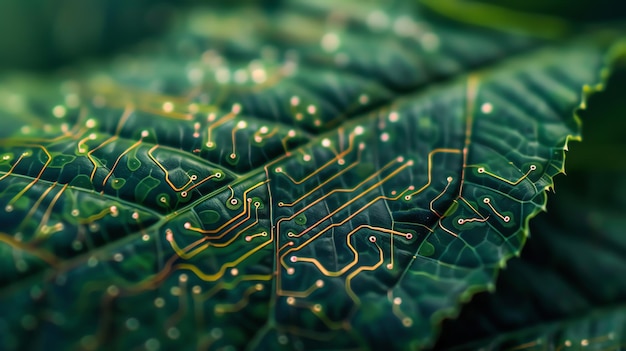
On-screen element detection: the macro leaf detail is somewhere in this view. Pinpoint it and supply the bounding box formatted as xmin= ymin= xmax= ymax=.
xmin=0 ymin=1 xmax=616 ymax=350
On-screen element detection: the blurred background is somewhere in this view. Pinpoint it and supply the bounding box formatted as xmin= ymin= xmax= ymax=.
xmin=0 ymin=0 xmax=623 ymax=72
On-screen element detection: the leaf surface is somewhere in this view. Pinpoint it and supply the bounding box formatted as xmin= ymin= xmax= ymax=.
xmin=435 ymin=64 xmax=626 ymax=351
xmin=0 ymin=1 xmax=614 ymax=350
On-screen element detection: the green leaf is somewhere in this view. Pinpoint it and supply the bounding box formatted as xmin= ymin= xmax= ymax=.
xmin=434 ymin=64 xmax=626 ymax=351
xmin=0 ymin=1 xmax=617 ymax=350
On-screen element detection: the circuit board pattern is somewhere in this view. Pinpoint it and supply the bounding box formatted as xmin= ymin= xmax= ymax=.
xmin=0 ymin=1 xmax=606 ymax=350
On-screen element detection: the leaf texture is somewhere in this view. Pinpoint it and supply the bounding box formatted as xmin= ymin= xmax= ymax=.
xmin=0 ymin=1 xmax=615 ymax=350
xmin=434 ymin=64 xmax=626 ymax=351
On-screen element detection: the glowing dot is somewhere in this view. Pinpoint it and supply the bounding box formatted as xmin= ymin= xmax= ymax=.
xmin=420 ymin=32 xmax=440 ymax=52
xmin=230 ymin=268 xmax=239 ymax=276
xmin=478 ymin=167 xmax=485 ymax=173
xmin=581 ymin=339 xmax=589 ymax=346
xmin=87 ymin=257 xmax=98 ymax=267
xmin=13 ymin=259 xmax=30 ymax=273
xmin=211 ymin=328 xmax=223 ymax=339
xmin=321 ymin=138 xmax=331 ymax=147
xmin=215 ymin=68 xmax=230 ymax=83
xmin=359 ymin=94 xmax=369 ymax=104
xmin=260 ymin=126 xmax=269 ymax=134
xmin=386 ymin=263 xmax=393 ymax=269
xmin=447 ymin=176 xmax=453 ymax=182
xmin=290 ymin=256 xmax=298 ymax=263
xmin=5 ymin=205 xmax=13 ymax=212
xmin=313 ymin=304 xmax=322 ymax=312
xmin=20 ymin=315 xmax=37 ymax=330
xmin=107 ymin=285 xmax=119 ymax=296
xmin=321 ymin=32 xmax=340 ymax=52
xmin=481 ymin=102 xmax=493 ymax=114
xmin=142 ymin=234 xmax=150 ymax=241
xmin=338 ymin=159 xmax=345 ymax=165
xmin=316 ymin=280 xmax=324 ymax=287
xmin=131 ymin=212 xmax=139 ymax=220
xmin=231 ymin=103 xmax=242 ymax=114
xmin=354 ymin=126 xmax=364 ymax=135
xmin=145 ymin=338 xmax=160 ymax=351
xmin=192 ymin=286 xmax=202 ymax=294
xmin=251 ymin=68 xmax=267 ymax=84
xmin=170 ymin=287 xmax=181 ymax=296
xmin=402 ymin=318 xmax=413 ymax=327
xmin=307 ymin=105 xmax=317 ymax=114
xmin=162 ymin=102 xmax=174 ymax=112
xmin=154 ymin=298 xmax=165 ymax=308
xmin=393 ymin=16 xmax=418 ymax=36
xmin=234 ymin=69 xmax=248 ymax=83
xmin=303 ymin=154 xmax=311 ymax=162
xmin=237 ymin=120 xmax=247 ymax=129
xmin=564 ymin=340 xmax=572 ymax=347
xmin=393 ymin=297 xmax=402 ymax=305
xmin=254 ymin=136 xmax=262 ymax=143
xmin=483 ymin=198 xmax=490 ymax=203
xmin=288 ymin=130 xmax=296 ymax=137
xmin=125 ymin=318 xmax=139 ymax=331
xmin=287 ymin=297 xmax=295 ymax=305
xmin=367 ymin=10 xmax=389 ymax=31
xmin=230 ymin=153 xmax=237 ymax=159
xmin=187 ymin=68 xmax=204 ymax=84
xmin=65 ymin=94 xmax=80 ymax=108
xmin=380 ymin=133 xmax=390 ymax=142
xmin=184 ymin=222 xmax=191 ymax=229
xmin=290 ymin=96 xmax=300 ymax=106
xmin=113 ymin=253 xmax=123 ymax=262
xmin=52 ymin=105 xmax=66 ymax=118
xmin=287 ymin=268 xmax=295 ymax=275
xmin=141 ymin=130 xmax=149 ymax=138
xmin=179 ymin=274 xmax=188 ymax=283
xmin=167 ymin=327 xmax=180 ymax=340
xmin=85 ymin=119 xmax=96 ymax=128
xmin=389 ymin=112 xmax=399 ymax=122
xmin=92 ymin=95 xmax=106 ymax=107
